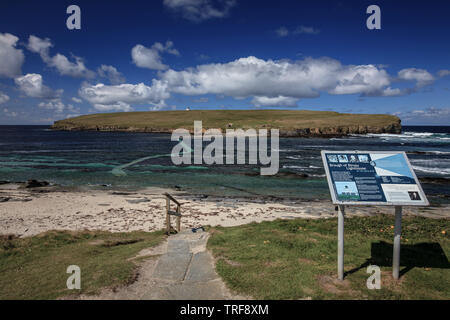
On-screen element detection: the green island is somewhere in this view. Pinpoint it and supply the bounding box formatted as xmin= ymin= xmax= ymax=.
xmin=52 ymin=110 xmax=401 ymax=137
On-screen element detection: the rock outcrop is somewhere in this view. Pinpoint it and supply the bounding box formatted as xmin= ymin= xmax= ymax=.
xmin=22 ymin=180 xmax=50 ymax=188
xmin=52 ymin=122 xmax=401 ymax=137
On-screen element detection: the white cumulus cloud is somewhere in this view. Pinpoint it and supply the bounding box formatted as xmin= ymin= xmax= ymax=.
xmin=160 ymin=56 xmax=395 ymax=102
xmin=27 ymin=35 xmax=95 ymax=78
xmin=79 ymin=80 xmax=171 ymax=112
xmin=93 ymin=101 xmax=133 ymax=112
xmin=330 ymin=64 xmax=390 ymax=95
xmin=0 ymin=92 xmax=9 ymax=104
xmin=39 ymin=99 xmax=80 ymax=114
xmin=15 ymin=73 xmax=62 ymax=99
xmin=377 ymin=87 xmax=403 ymax=97
xmin=50 ymin=54 xmax=95 ymax=78
xmin=251 ymin=96 xmax=298 ymax=108
xmin=163 ymin=0 xmax=236 ymax=22
xmin=27 ymin=35 xmax=52 ymax=53
xmin=438 ymin=69 xmax=450 ymax=77
xmin=0 ymin=33 xmax=25 ymax=78
xmin=97 ymin=65 xmax=125 ymax=84
xmin=132 ymin=41 xmax=179 ymax=70
xmin=38 ymin=100 xmax=65 ymax=113
xmin=398 ymin=68 xmax=434 ymax=87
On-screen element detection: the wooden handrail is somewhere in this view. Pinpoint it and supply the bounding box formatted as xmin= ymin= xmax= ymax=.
xmin=164 ymin=192 xmax=181 ymax=206
xmin=167 ymin=210 xmax=181 ymax=216
xmin=164 ymin=193 xmax=182 ymax=234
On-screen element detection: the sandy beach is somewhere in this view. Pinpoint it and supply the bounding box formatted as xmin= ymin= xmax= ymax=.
xmin=1 ymin=183 xmax=448 ymax=237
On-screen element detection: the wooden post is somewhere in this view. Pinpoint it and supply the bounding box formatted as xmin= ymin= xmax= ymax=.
xmin=164 ymin=193 xmax=182 ymax=236
xmin=176 ymin=205 xmax=181 ymax=232
xmin=166 ymin=197 xmax=170 ymax=234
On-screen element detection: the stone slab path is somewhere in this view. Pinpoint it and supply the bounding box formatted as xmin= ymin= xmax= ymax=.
xmin=71 ymin=228 xmax=247 ymax=300
xmin=141 ymin=229 xmax=245 ymax=300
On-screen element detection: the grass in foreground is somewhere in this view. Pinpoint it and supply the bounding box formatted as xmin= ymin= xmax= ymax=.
xmin=207 ymin=215 xmax=449 ymax=300
xmin=0 ymin=230 xmax=165 ymax=300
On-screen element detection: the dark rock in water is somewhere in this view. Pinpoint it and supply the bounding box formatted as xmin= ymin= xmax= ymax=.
xmin=243 ymin=172 xmax=259 ymax=177
xmin=0 ymin=197 xmax=11 ymax=202
xmin=174 ymin=185 xmax=182 ymax=190
xmin=243 ymin=171 xmax=308 ymax=178
xmin=0 ymin=181 xmax=10 ymax=185
xmin=276 ymin=171 xmax=309 ymax=178
xmin=24 ymin=179 xmax=50 ymax=188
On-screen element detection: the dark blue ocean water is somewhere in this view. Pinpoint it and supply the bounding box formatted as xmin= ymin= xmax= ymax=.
xmin=0 ymin=126 xmax=449 ymax=202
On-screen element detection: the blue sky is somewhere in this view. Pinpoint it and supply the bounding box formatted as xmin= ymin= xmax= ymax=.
xmin=0 ymin=0 xmax=449 ymax=125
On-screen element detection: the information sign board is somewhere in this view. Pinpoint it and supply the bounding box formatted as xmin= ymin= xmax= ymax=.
xmin=321 ymin=151 xmax=429 ymax=206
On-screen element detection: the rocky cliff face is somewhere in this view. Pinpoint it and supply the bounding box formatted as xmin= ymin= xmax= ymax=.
xmin=278 ymin=121 xmax=402 ymax=137
xmin=52 ymin=119 xmax=402 ymax=137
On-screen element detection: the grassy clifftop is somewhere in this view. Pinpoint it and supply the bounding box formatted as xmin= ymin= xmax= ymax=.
xmin=52 ymin=110 xmax=401 ymax=137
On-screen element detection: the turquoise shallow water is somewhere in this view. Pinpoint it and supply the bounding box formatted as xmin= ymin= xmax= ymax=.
xmin=0 ymin=126 xmax=449 ymax=202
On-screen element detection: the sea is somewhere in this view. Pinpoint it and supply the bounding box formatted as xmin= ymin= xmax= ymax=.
xmin=0 ymin=125 xmax=449 ymax=204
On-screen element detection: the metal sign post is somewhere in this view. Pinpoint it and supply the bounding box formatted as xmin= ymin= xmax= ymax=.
xmin=337 ymin=205 xmax=403 ymax=281
xmin=337 ymin=205 xmax=345 ymax=281
xmin=392 ymin=206 xmax=403 ymax=280
xmin=321 ymin=151 xmax=429 ymax=281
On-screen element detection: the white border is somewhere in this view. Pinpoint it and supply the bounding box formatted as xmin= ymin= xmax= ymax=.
xmin=321 ymin=150 xmax=429 ymax=206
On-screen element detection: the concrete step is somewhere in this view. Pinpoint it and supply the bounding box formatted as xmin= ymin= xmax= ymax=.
xmin=167 ymin=239 xmax=190 ymax=253
xmin=185 ymin=251 xmax=219 ymax=282
xmin=142 ymin=279 xmax=227 ymax=300
xmin=152 ymin=252 xmax=192 ymax=281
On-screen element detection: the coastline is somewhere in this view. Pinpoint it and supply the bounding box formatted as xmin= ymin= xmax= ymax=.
xmin=1 ymin=183 xmax=448 ymax=238
xmin=49 ymin=125 xmax=402 ymax=137
xmin=51 ymin=110 xmax=402 ymax=137
xmin=1 ymin=125 xmax=448 ymax=239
